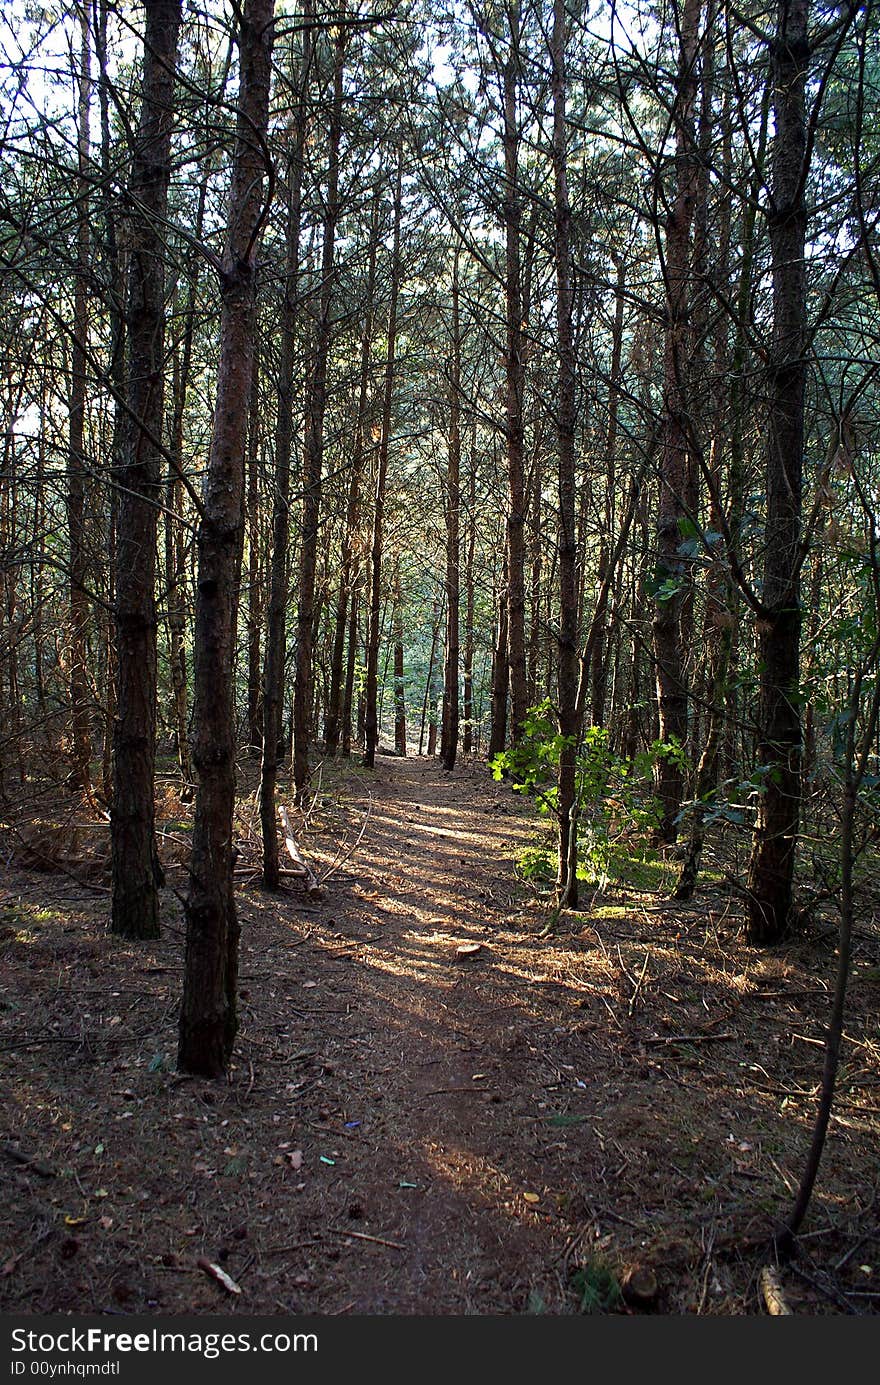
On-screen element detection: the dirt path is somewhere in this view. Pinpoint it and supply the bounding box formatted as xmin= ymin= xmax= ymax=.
xmin=2 ymin=754 xmax=879 ymax=1315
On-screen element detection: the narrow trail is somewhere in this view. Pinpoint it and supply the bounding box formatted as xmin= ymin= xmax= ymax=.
xmin=257 ymin=753 xmax=595 ymax=1314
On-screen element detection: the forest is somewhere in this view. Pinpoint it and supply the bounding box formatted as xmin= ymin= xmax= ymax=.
xmin=1 ymin=0 xmax=879 ymax=1317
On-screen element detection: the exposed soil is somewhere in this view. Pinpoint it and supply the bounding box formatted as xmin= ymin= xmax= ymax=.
xmin=1 ymin=754 xmax=878 ymax=1315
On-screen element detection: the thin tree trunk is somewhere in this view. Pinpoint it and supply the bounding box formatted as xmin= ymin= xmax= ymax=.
xmin=292 ymin=24 xmax=345 ymax=801
xmin=259 ymin=18 xmax=308 ymax=889
xmin=550 ymin=0 xmax=579 ymax=906
xmin=393 ymin=564 xmax=407 ymax=756
xmin=245 ymin=331 xmax=263 ymax=753
xmin=502 ymin=6 xmax=528 ymax=742
xmin=111 ymin=0 xmax=182 ymax=939
xmin=591 ymin=256 xmax=625 ymax=727
xmin=325 ymin=188 xmax=380 ymax=755
xmin=363 ymin=150 xmax=404 ymax=769
xmin=67 ymin=4 xmax=92 ymax=795
xmin=462 ymin=454 xmax=476 ymax=755
xmin=440 ymin=246 xmax=461 ymax=771
xmin=746 ymin=0 xmax=809 ymax=944
xmin=179 ymin=0 xmax=274 ymax=1076
xmin=488 ymin=546 xmax=509 ymax=760
xmin=651 ymin=0 xmax=702 ymax=842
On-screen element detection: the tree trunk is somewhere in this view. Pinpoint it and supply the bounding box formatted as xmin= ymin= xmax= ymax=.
xmin=325 ymin=188 xmax=380 ymax=755
xmin=651 ymin=0 xmax=702 ymax=843
xmin=259 ymin=18 xmax=308 ymax=890
xmin=487 ymin=547 xmax=509 ymax=760
xmin=67 ymin=4 xmax=93 ymax=796
xmin=179 ymin=0 xmax=274 ymax=1077
xmin=550 ymin=0 xmax=579 ymax=907
xmin=363 ymin=150 xmax=404 ymax=769
xmin=502 ymin=7 xmax=528 ymax=742
xmin=245 ymin=332 xmax=263 ymax=754
xmin=292 ymin=24 xmax=345 ymax=801
xmin=462 ymin=454 xmax=476 ymax=755
xmin=746 ymin=0 xmax=809 ymax=944
xmin=393 ymin=564 xmax=407 ymax=756
xmin=440 ymin=246 xmax=461 ymax=771
xmin=111 ymin=0 xmax=182 ymax=939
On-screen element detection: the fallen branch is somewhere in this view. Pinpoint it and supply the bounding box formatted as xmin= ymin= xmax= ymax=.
xmin=759 ymin=1265 xmax=793 ymax=1315
xmin=643 ymin=1032 xmax=736 ymax=1046
xmin=278 ymin=806 xmax=325 ymax=900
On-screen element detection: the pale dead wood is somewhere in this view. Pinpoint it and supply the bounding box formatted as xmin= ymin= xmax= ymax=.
xmin=759 ymin=1265 xmax=793 ymax=1315
xmin=278 ymin=805 xmax=325 ymax=899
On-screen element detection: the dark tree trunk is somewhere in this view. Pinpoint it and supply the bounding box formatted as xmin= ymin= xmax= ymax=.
xmin=111 ymin=0 xmax=182 ymax=939
xmin=440 ymin=246 xmax=461 ymax=772
xmin=550 ymin=0 xmax=579 ymax=906
xmin=259 ymin=18 xmax=307 ymax=889
xmin=502 ymin=8 xmax=528 ymax=742
xmin=363 ymin=151 xmax=404 ymax=769
xmin=325 ymin=189 xmax=380 ymax=755
xmin=67 ymin=7 xmax=92 ymax=796
xmin=746 ymin=0 xmax=809 ymax=944
xmin=245 ymin=332 xmax=263 ymax=754
xmin=462 ymin=455 xmax=476 ymax=755
xmin=487 ymin=548 xmax=509 ymax=760
xmin=179 ymin=0 xmax=274 ymax=1077
xmin=651 ymin=0 xmax=702 ymax=843
xmin=393 ymin=565 xmax=407 ymax=756
xmin=292 ymin=25 xmax=345 ymax=802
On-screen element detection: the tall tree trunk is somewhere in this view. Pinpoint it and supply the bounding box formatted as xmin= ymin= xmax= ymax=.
xmin=245 ymin=331 xmax=263 ymax=754
xmin=325 ymin=188 xmax=380 ymax=755
xmin=746 ymin=0 xmax=809 ymax=944
xmin=259 ymin=19 xmax=308 ymax=889
xmin=651 ymin=0 xmax=702 ymax=843
xmin=111 ymin=0 xmax=182 ymax=939
xmin=462 ymin=453 xmax=476 ymax=755
xmin=502 ymin=6 xmax=528 ymax=742
xmin=341 ymin=570 xmax=360 ymax=757
xmin=67 ymin=4 xmax=92 ymax=795
xmin=550 ymin=0 xmax=579 ymax=906
xmin=292 ymin=24 xmax=345 ymax=801
xmin=363 ymin=151 xmax=404 ymax=769
xmin=179 ymin=0 xmax=274 ymax=1076
xmin=393 ymin=563 xmax=407 ymax=756
xmin=440 ymin=246 xmax=461 ymax=771
xmin=488 ymin=546 xmax=509 ymax=760
xmin=591 ymin=256 xmax=626 ymax=728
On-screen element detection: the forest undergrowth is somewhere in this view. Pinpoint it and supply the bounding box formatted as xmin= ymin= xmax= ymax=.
xmin=1 ymin=753 xmax=878 ymax=1315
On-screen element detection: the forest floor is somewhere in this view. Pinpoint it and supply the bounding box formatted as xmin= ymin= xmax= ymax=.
xmin=1 ymin=752 xmax=879 ymax=1316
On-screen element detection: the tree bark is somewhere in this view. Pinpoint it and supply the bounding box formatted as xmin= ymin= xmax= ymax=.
xmin=66 ymin=4 xmax=93 ymax=796
xmin=502 ymin=6 xmax=528 ymax=742
xmin=440 ymin=245 xmax=462 ymax=771
xmin=363 ymin=150 xmax=404 ymax=769
xmin=550 ymin=0 xmax=579 ymax=906
xmin=292 ymin=23 xmax=345 ymax=801
xmin=325 ymin=188 xmax=380 ymax=755
xmin=651 ymin=0 xmax=702 ymax=843
xmin=259 ymin=18 xmax=308 ymax=890
xmin=111 ymin=0 xmax=182 ymax=939
xmin=746 ymin=0 xmax=809 ymax=944
xmin=179 ymin=0 xmax=274 ymax=1077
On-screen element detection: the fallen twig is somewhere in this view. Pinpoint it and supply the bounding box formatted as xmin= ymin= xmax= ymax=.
xmin=327 ymin=1229 xmax=405 ymax=1251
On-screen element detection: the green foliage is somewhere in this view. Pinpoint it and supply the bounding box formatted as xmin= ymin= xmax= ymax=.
xmin=570 ymin=1258 xmax=623 ymax=1314
xmin=492 ymin=701 xmax=679 ymax=889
